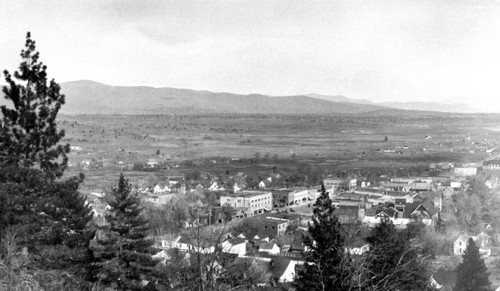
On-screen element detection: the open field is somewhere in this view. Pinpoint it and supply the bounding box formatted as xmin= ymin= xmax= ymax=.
xmin=58 ymin=113 xmax=500 ymax=191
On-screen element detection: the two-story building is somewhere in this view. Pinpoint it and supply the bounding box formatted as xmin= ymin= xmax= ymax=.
xmin=272 ymin=189 xmax=312 ymax=208
xmin=220 ymin=191 xmax=273 ymax=216
xmin=249 ymin=217 xmax=290 ymax=238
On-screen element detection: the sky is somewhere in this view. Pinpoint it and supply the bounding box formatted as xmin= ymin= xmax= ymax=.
xmin=1 ymin=0 xmax=500 ymax=111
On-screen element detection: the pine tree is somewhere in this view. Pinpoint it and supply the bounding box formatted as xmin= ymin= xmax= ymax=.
xmin=454 ymin=238 xmax=491 ymax=291
xmin=92 ymin=174 xmax=158 ymax=290
xmin=0 ymin=33 xmax=93 ymax=280
xmin=1 ymin=32 xmax=69 ymax=178
xmin=365 ymin=219 xmax=432 ymax=291
xmin=295 ymin=185 xmax=352 ymax=291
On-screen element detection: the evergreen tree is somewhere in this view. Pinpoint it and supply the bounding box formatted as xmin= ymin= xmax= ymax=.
xmin=1 ymin=32 xmax=69 ymax=178
xmin=295 ymin=185 xmax=352 ymax=291
xmin=365 ymin=219 xmax=432 ymax=291
xmin=92 ymin=174 xmax=158 ymax=290
xmin=0 ymin=33 xmax=93 ymax=282
xmin=454 ymin=238 xmax=491 ymax=291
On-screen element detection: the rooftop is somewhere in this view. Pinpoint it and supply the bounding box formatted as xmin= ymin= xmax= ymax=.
xmin=221 ymin=190 xmax=272 ymax=198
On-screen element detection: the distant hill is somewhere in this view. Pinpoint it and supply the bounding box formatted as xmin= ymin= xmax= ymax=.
xmin=0 ymin=80 xmax=478 ymax=114
xmin=58 ymin=80 xmax=389 ymax=115
xmin=306 ymin=93 xmax=376 ymax=105
xmin=306 ymin=93 xmax=478 ymax=113
xmin=379 ymin=101 xmax=477 ymax=113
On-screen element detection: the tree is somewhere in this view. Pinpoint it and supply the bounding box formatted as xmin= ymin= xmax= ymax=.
xmin=295 ymin=185 xmax=352 ymax=291
xmin=454 ymin=238 xmax=491 ymax=291
xmin=0 ymin=33 xmax=93 ymax=282
xmin=91 ymin=174 xmax=158 ymax=290
xmin=1 ymin=32 xmax=69 ymax=178
xmin=365 ymin=219 xmax=432 ymax=291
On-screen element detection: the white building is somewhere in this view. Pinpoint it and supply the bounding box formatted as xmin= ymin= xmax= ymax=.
xmin=220 ymin=191 xmax=273 ymax=216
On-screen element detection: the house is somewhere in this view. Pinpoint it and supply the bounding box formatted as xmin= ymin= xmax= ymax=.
xmin=375 ymin=207 xmax=398 ymax=220
xmin=151 ymin=249 xmax=172 ymax=265
xmin=258 ymin=178 xmax=272 ymax=189
xmin=402 ymin=200 xmax=438 ymax=222
xmin=431 ymin=268 xmax=457 ymax=291
xmin=259 ymin=242 xmax=280 ymax=255
xmin=153 ymin=183 xmax=170 ymax=194
xmin=419 ymin=191 xmax=443 ymax=211
xmin=176 ymin=235 xmax=216 ymax=254
xmin=483 ymin=159 xmax=500 ymax=171
xmin=270 ymin=258 xmax=302 ymax=284
xmin=346 ymin=241 xmax=370 ymax=255
xmin=222 ymin=237 xmax=247 ymax=256
xmin=147 ymin=159 xmax=159 ymax=168
xmin=453 ymin=234 xmax=491 ymax=257
xmin=159 ymin=236 xmax=181 ymax=249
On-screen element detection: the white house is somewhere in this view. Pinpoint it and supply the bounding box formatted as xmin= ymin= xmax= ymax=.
xmin=259 ymin=242 xmax=280 ymax=255
xmin=346 ymin=242 xmax=370 ymax=255
xmin=271 ymin=259 xmax=303 ymax=283
xmin=153 ymin=184 xmax=170 ymax=194
xmin=222 ymin=238 xmax=247 ymax=256
xmin=453 ymin=234 xmax=491 ymax=257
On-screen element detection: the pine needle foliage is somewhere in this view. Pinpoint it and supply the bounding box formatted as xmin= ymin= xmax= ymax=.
xmin=454 ymin=238 xmax=491 ymax=291
xmin=295 ymin=185 xmax=351 ymax=291
xmin=1 ymin=32 xmax=69 ymax=178
xmin=92 ymin=174 xmax=158 ymax=290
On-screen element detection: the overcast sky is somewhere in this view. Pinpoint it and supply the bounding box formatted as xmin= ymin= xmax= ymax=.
xmin=1 ymin=0 xmax=500 ymax=111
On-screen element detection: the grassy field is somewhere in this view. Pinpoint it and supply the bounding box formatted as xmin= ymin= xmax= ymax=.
xmin=57 ymin=113 xmax=500 ymax=191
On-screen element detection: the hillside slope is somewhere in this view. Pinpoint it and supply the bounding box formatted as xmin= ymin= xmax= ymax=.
xmin=59 ymin=80 xmax=388 ymax=114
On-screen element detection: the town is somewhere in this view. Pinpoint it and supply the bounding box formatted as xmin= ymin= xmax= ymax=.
xmin=82 ymin=155 xmax=500 ymax=289
xmin=3 ymin=2 xmax=500 ymax=288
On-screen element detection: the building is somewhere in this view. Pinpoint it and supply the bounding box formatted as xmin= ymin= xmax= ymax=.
xmin=454 ymin=167 xmax=478 ymax=176
xmin=221 ymin=237 xmax=247 ymax=256
xmin=419 ymin=191 xmax=443 ymax=212
xmin=250 ymin=217 xmax=289 ymax=238
xmin=220 ymin=191 xmax=273 ymax=216
xmin=259 ymin=242 xmax=281 ymax=255
xmin=453 ymin=234 xmax=491 ymax=257
xmin=272 ymin=188 xmax=313 ymax=208
xmin=483 ymin=159 xmax=500 ymax=171
xmin=324 ymin=178 xmax=357 ymax=192
xmin=336 ymin=205 xmax=365 ymax=224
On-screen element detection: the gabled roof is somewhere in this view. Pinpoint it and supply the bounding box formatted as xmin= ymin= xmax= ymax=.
xmin=260 ymin=242 xmax=278 ymax=251
xmin=455 ymin=234 xmax=473 ymax=244
xmin=432 ymin=267 xmax=457 ymax=287
xmin=226 ymin=237 xmax=246 ymax=246
xmin=402 ymin=200 xmax=437 ymax=219
xmin=270 ymin=258 xmax=293 ymax=279
xmin=375 ymin=207 xmax=397 ymax=218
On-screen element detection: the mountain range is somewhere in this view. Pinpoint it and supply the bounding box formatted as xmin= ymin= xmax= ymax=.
xmin=0 ymin=80 xmax=479 ymax=114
